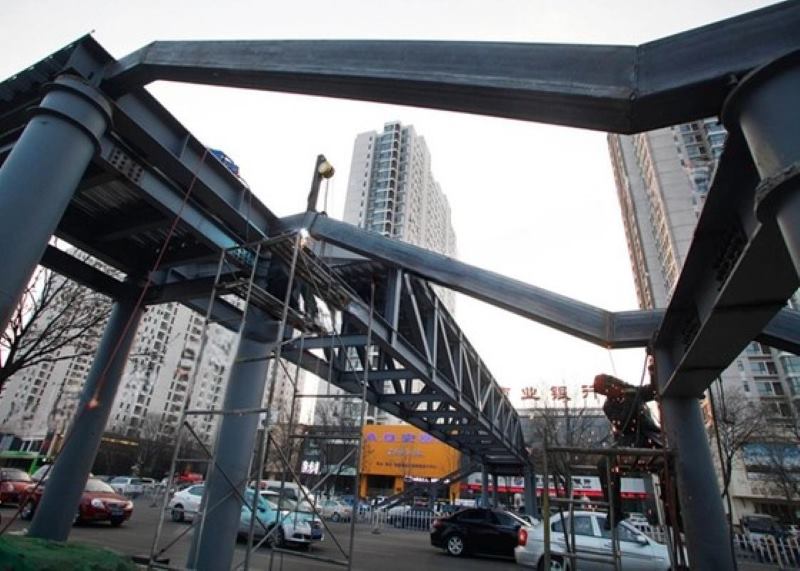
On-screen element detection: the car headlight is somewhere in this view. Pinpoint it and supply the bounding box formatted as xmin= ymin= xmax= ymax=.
xmin=91 ymin=498 xmax=105 ymax=509
xmin=124 ymin=501 xmax=133 ymax=510
xmin=2 ymin=482 xmax=14 ymax=492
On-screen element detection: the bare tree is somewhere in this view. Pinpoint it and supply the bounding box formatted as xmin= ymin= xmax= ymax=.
xmin=0 ymin=263 xmax=111 ymax=389
xmin=749 ymin=419 xmax=800 ymax=524
xmin=707 ymin=382 xmax=772 ymax=501
xmin=528 ymin=397 xmax=610 ymax=493
xmin=135 ymin=412 xmax=173 ymax=477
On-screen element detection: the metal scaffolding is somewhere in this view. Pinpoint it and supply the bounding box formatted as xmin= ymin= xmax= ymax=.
xmin=146 ymin=231 xmax=378 ymax=570
xmin=541 ymin=445 xmax=687 ymax=571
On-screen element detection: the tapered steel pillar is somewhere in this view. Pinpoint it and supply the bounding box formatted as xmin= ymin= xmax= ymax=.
xmin=29 ymin=291 xmax=143 ymax=541
xmin=723 ymin=51 xmax=800 ymax=279
xmin=523 ymin=465 xmax=537 ymax=517
xmin=491 ymin=473 xmax=499 ymax=507
xmin=480 ymin=466 xmax=489 ymax=507
xmin=187 ymin=316 xmax=278 ymax=571
xmin=655 ymin=349 xmax=733 ymax=570
xmin=0 ymin=76 xmax=111 ymax=334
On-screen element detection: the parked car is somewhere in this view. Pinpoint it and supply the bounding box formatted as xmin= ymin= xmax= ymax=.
xmin=515 ymin=510 xmax=672 ymax=570
xmin=431 ymin=507 xmax=527 ymax=558
xmin=0 ymin=468 xmax=33 ymax=505
xmin=317 ymin=498 xmax=352 ymax=522
xmin=741 ymin=514 xmax=789 ymax=541
xmin=389 ymin=507 xmax=436 ymax=530
xmin=109 ymin=476 xmax=145 ymax=497
xmin=168 ymin=484 xmax=205 ymax=522
xmin=21 ymin=478 xmax=133 ymax=526
xmin=238 ymin=490 xmax=324 ymax=548
xmin=255 ymin=480 xmax=312 ymax=504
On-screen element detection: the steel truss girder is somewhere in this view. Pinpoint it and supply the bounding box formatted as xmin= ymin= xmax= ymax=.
xmin=104 ymin=2 xmax=800 ymax=134
xmin=281 ymin=271 xmax=527 ymax=466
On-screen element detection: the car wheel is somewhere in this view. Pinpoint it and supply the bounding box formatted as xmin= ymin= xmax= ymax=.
xmin=73 ymin=510 xmax=83 ymax=526
xmin=267 ymin=525 xmax=285 ymax=549
xmin=171 ymin=505 xmax=185 ymax=522
xmin=445 ymin=534 xmax=466 ymax=557
xmin=21 ymin=500 xmax=36 ymax=521
xmin=331 ymin=512 xmax=341 ymax=522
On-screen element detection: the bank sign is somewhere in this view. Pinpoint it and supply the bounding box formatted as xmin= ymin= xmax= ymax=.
xmin=361 ymin=425 xmax=460 ymax=478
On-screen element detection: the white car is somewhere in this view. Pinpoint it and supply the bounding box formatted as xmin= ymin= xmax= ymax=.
xmin=168 ymin=484 xmax=204 ymax=522
xmin=109 ymin=476 xmax=145 ymax=497
xmin=516 ymin=510 xmax=672 ymax=570
xmin=317 ymin=499 xmax=352 ymax=521
xmin=245 ymin=491 xmax=324 ymax=547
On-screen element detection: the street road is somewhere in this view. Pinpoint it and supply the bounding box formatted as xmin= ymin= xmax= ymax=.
xmin=0 ymin=501 xmax=520 ymax=570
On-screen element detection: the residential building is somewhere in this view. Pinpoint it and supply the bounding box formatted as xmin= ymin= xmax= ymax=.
xmin=608 ymin=121 xmax=800 ymax=522
xmin=0 ymin=277 xmax=302 ymax=463
xmin=342 ymin=121 xmax=457 ymax=311
xmin=313 ymin=122 xmax=459 ymax=426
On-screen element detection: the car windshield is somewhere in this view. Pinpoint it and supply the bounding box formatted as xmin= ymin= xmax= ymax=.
xmin=262 ymin=493 xmax=296 ymax=510
xmin=85 ymin=479 xmax=115 ymax=493
xmin=746 ymin=518 xmax=780 ymax=532
xmin=1 ymin=469 xmax=32 ymax=482
xmin=494 ymin=510 xmax=528 ymax=527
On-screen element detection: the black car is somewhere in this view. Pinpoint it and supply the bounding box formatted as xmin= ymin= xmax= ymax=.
xmin=430 ymin=507 xmax=527 ymax=558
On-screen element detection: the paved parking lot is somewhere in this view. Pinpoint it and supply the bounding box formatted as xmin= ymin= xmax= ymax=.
xmin=0 ymin=500 xmax=519 ymax=570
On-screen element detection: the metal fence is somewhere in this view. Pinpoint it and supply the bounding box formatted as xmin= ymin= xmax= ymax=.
xmin=630 ymin=523 xmax=800 ymax=569
xmin=354 ymin=507 xmax=440 ymax=532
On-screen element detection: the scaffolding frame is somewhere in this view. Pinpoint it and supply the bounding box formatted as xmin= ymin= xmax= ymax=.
xmin=146 ymin=231 xmax=378 ymax=570
xmin=541 ymin=445 xmax=685 ymax=571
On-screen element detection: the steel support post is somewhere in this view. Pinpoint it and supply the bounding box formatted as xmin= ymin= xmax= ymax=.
xmin=0 ymin=76 xmax=111 ymax=333
xmin=186 ymin=316 xmax=278 ymax=571
xmin=29 ymin=291 xmax=143 ymax=541
xmin=656 ymin=350 xmax=732 ymax=570
xmin=480 ymin=466 xmax=489 ymax=507
xmin=724 ymin=51 xmax=800 ymax=278
xmin=523 ymin=466 xmax=537 ymax=517
xmin=491 ymin=473 xmax=499 ymax=508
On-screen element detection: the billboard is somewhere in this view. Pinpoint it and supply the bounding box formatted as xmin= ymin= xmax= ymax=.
xmin=361 ymin=425 xmax=460 ymax=478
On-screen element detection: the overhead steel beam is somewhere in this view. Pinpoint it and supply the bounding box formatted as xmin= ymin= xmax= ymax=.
xmin=282 ymin=213 xmax=657 ymax=348
xmin=103 ymin=3 xmax=800 ymax=133
xmin=107 ymin=89 xmax=277 ymax=243
xmin=758 ymin=308 xmax=800 ymax=355
xmin=656 ymin=130 xmax=800 ymax=397
xmin=39 ymin=246 xmax=130 ymax=300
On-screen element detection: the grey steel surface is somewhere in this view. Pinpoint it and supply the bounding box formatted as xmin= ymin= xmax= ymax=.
xmin=29 ymin=292 xmax=144 ymax=540
xmin=104 ymin=2 xmax=800 ymax=133
xmin=187 ymin=315 xmax=278 ymax=570
xmin=0 ymin=5 xmax=798 ymax=569
xmin=0 ymin=76 xmax=111 ymax=335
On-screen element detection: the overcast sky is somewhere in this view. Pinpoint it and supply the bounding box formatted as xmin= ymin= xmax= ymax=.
xmin=2 ymin=0 xmax=775 ymax=410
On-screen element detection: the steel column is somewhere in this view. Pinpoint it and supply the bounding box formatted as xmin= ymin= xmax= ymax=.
xmin=480 ymin=466 xmax=489 ymax=508
xmin=0 ymin=76 xmax=111 ymax=333
xmin=656 ymin=351 xmax=732 ymax=570
xmin=491 ymin=473 xmax=499 ymax=508
xmin=725 ymin=51 xmax=800 ymax=278
xmin=28 ymin=291 xmax=143 ymax=540
xmin=524 ymin=466 xmax=537 ymax=517
xmin=186 ymin=317 xmax=278 ymax=571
